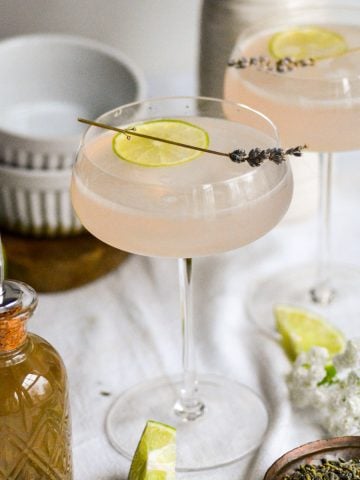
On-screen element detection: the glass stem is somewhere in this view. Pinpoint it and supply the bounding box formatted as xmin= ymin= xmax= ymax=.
xmin=310 ymin=152 xmax=335 ymax=304
xmin=174 ymin=258 xmax=205 ymax=421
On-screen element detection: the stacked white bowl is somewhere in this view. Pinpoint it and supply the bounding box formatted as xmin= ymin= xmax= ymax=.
xmin=0 ymin=33 xmax=146 ymax=237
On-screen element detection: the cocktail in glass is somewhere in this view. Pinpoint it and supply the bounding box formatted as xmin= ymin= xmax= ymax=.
xmin=224 ymin=6 xmax=360 ymax=334
xmin=71 ymin=97 xmax=293 ymax=471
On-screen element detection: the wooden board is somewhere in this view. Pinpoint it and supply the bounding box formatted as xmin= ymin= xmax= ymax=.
xmin=1 ymin=231 xmax=128 ymax=292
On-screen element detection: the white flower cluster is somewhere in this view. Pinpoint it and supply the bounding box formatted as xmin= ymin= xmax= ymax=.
xmin=286 ymin=339 xmax=360 ymax=436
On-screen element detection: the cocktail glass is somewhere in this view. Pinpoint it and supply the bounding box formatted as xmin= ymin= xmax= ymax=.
xmin=224 ymin=6 xmax=360 ymax=335
xmin=71 ymin=96 xmax=293 ymax=471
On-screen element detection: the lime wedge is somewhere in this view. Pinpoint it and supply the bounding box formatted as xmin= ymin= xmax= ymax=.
xmin=275 ymin=304 xmax=345 ymax=361
xmin=128 ymin=420 xmax=176 ymax=480
xmin=269 ymin=27 xmax=348 ymax=60
xmin=113 ymin=119 xmax=209 ymax=167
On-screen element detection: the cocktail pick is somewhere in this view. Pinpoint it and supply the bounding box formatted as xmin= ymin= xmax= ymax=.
xmin=78 ymin=117 xmax=306 ymax=167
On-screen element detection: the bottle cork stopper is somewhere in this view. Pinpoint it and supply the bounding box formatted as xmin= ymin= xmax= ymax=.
xmin=0 ymin=305 xmax=27 ymax=352
xmin=0 ymin=282 xmax=35 ymax=353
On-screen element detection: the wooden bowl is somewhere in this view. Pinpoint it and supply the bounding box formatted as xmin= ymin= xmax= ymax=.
xmin=2 ymin=231 xmax=128 ymax=292
xmin=264 ymin=436 xmax=360 ymax=480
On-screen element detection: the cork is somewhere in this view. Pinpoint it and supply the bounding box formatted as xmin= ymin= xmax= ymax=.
xmin=0 ymin=306 xmax=27 ymax=353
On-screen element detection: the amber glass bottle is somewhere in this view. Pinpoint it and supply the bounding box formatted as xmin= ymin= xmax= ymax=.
xmin=0 ymin=280 xmax=72 ymax=479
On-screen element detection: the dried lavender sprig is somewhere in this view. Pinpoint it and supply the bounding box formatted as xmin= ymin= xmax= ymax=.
xmin=228 ymin=55 xmax=315 ymax=73
xmin=78 ymin=118 xmax=306 ymax=167
xmin=229 ymin=145 xmax=306 ymax=167
xmin=228 ymin=44 xmax=360 ymax=73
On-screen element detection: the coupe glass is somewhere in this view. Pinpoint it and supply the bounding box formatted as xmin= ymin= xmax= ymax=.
xmin=71 ymin=96 xmax=293 ymax=471
xmin=224 ymin=6 xmax=360 ymax=335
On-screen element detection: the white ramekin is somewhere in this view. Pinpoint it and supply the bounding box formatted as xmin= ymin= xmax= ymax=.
xmin=0 ymin=164 xmax=82 ymax=236
xmin=0 ymin=33 xmax=146 ymax=170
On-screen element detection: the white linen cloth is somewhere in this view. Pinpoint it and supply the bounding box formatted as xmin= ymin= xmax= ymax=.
xmin=30 ymin=152 xmax=360 ymax=479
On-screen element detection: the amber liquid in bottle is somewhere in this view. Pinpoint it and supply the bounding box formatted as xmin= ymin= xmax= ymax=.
xmin=0 ymin=280 xmax=72 ymax=480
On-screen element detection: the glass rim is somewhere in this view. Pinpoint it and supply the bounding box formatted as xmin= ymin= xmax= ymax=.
xmin=77 ymin=95 xmax=286 ymax=190
xmin=81 ymin=95 xmax=279 ymax=142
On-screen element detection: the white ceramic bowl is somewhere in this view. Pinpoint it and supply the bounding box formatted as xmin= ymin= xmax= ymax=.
xmin=0 ymin=33 xmax=146 ymax=169
xmin=0 ymin=164 xmax=82 ymax=236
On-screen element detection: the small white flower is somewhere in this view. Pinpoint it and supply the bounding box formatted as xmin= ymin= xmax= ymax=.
xmin=346 ymin=370 xmax=360 ymax=386
xmin=311 ymin=386 xmax=332 ymax=409
xmin=286 ymin=340 xmax=360 ymax=437
xmin=286 ymin=347 xmax=330 ymax=408
xmin=333 ymin=338 xmax=360 ymax=371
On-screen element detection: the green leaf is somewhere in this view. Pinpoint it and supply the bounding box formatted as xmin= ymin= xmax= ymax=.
xmin=317 ymin=364 xmax=337 ymax=386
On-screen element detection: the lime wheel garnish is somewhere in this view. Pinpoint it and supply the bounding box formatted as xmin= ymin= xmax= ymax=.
xmin=269 ymin=26 xmax=348 ymax=60
xmin=112 ymin=119 xmax=209 ymax=167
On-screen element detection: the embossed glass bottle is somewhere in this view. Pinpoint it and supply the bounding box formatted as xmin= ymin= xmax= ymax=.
xmin=0 ymin=279 xmax=72 ymax=480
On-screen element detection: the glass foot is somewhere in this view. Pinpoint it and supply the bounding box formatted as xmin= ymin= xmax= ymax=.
xmin=105 ymin=373 xmax=268 ymax=472
xmin=246 ymin=262 xmax=360 ymax=337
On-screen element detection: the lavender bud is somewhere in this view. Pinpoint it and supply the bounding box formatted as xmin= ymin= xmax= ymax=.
xmin=229 ymin=149 xmax=247 ymax=163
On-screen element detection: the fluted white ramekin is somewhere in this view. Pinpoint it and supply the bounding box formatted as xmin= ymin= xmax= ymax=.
xmin=0 ymin=164 xmax=82 ymax=236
